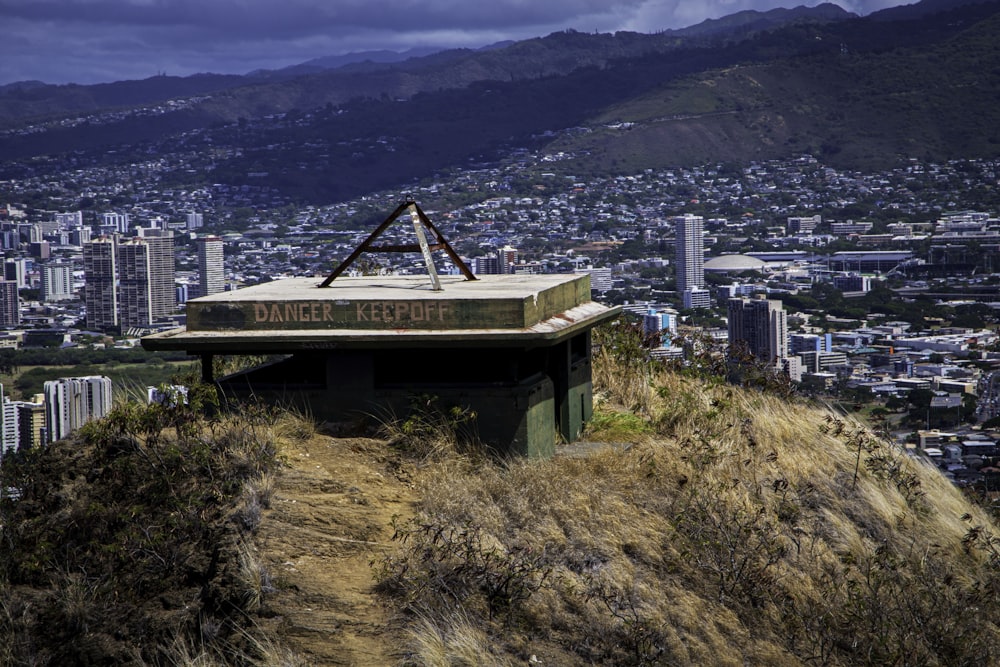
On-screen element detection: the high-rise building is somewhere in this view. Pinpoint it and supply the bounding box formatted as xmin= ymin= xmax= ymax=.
xmin=0 ymin=280 xmax=19 ymax=327
xmin=682 ymin=287 xmax=712 ymax=310
xmin=474 ymin=255 xmax=500 ymax=275
xmin=55 ymin=211 xmax=83 ymax=228
xmin=0 ymin=384 xmax=13 ymax=458
xmin=18 ymin=223 xmax=42 ymax=244
xmin=498 ymin=245 xmax=518 ymax=274
xmin=643 ymin=307 xmax=678 ymax=348
xmin=787 ymin=215 xmax=821 ymax=235
xmin=69 ymin=227 xmax=92 ymax=246
xmin=674 ymin=214 xmax=705 ymax=293
xmin=100 ymin=212 xmax=130 ymax=234
xmin=43 ymin=376 xmax=113 ymax=443
xmin=118 ymin=238 xmax=154 ymax=329
xmin=0 ymin=387 xmax=40 ymax=457
xmin=575 ymin=267 xmax=613 ymax=292
xmin=197 ymin=236 xmax=225 ymax=296
xmin=16 ymin=396 xmax=46 ymax=451
xmin=186 ymin=212 xmax=204 ymax=230
xmin=176 ymin=283 xmax=190 ymax=304
xmin=473 ymin=245 xmax=519 ymax=275
xmin=41 ymin=263 xmax=74 ymax=302
xmin=2 ymin=396 xmax=18 ymax=456
xmin=28 ymin=241 xmax=50 ymax=260
xmin=118 ymin=231 xmax=176 ymax=329
xmin=3 ymin=258 xmax=29 ymax=288
xmin=83 ymin=237 xmax=118 ymax=332
xmin=0 ymin=229 xmax=17 ymax=251
xmin=727 ymin=296 xmax=788 ymax=365
xmin=832 ymin=273 xmax=871 ymax=293
xmin=136 ymin=229 xmax=176 ymax=319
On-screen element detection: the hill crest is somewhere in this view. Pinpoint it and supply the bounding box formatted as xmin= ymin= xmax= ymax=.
xmin=4 ymin=330 xmax=999 ymax=664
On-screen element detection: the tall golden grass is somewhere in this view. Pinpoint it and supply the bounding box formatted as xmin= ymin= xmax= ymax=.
xmin=378 ymin=329 xmax=1000 ymax=666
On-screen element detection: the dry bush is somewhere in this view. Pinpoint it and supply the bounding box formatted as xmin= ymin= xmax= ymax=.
xmin=271 ymin=405 xmax=318 ymax=443
xmin=235 ymin=472 xmax=276 ymax=532
xmin=376 ymin=394 xmax=483 ymax=462
xmin=376 ymin=338 xmax=1000 ymax=666
xmin=0 ymin=389 xmax=298 ymax=666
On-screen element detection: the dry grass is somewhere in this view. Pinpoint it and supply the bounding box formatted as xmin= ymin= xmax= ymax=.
xmin=405 ymin=611 xmax=515 ymax=667
xmin=238 ymin=539 xmax=274 ymax=613
xmin=376 ymin=338 xmax=1000 ymax=665
xmin=8 ymin=335 xmax=999 ymax=665
xmin=146 ymin=624 xmax=310 ymax=667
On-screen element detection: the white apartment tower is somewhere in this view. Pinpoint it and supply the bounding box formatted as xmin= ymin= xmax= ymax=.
xmin=43 ymin=376 xmax=113 ymax=443
xmin=0 ymin=384 xmax=13 ymax=457
xmin=674 ymin=214 xmax=705 ymax=293
xmin=83 ymin=237 xmax=118 ymax=332
xmin=2 ymin=398 xmax=18 ymax=456
xmin=100 ymin=212 xmax=130 ymax=234
xmin=198 ymin=236 xmax=225 ymax=296
xmin=41 ymin=263 xmax=74 ymax=302
xmin=727 ymin=296 xmax=788 ymax=365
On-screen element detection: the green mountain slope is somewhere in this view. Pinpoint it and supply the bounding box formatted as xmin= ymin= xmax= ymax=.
xmin=549 ymin=10 xmax=1000 ymax=173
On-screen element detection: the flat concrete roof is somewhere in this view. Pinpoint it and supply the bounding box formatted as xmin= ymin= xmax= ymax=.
xmin=143 ymin=274 xmax=621 ymax=352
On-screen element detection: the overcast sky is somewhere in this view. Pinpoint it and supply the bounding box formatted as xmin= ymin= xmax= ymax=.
xmin=0 ymin=0 xmax=915 ymax=86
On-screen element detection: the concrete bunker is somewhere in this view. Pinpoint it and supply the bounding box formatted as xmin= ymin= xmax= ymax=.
xmin=142 ymin=273 xmax=619 ymax=457
xmin=142 ymin=202 xmax=618 ymax=457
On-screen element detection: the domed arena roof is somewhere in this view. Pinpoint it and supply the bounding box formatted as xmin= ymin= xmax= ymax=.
xmin=704 ymin=254 xmax=767 ymax=272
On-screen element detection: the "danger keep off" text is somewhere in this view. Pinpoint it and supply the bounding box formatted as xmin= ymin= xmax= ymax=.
xmin=252 ymin=300 xmax=451 ymax=324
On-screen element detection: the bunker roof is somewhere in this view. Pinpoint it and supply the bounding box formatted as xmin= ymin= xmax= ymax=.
xmin=143 ymin=273 xmax=620 ymax=353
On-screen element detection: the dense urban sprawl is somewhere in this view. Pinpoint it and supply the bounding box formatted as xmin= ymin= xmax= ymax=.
xmin=2 ymin=147 xmax=1000 ymax=486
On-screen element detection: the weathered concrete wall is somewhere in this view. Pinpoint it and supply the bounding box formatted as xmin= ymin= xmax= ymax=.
xmin=186 ymin=275 xmax=591 ymax=332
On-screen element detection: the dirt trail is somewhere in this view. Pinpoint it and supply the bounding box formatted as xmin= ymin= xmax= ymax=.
xmin=256 ymin=435 xmax=418 ymax=666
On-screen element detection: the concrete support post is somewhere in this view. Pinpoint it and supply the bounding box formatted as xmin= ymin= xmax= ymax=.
xmin=549 ymin=339 xmax=573 ymax=442
xmin=201 ymin=354 xmax=214 ymax=383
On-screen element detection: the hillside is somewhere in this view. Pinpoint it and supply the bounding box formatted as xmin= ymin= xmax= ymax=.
xmin=3 ymin=323 xmax=999 ymax=665
xmin=0 ymin=4 xmax=855 ymax=129
xmin=5 ymin=1 xmax=1000 ymax=204
xmin=547 ymin=8 xmax=1000 ymax=173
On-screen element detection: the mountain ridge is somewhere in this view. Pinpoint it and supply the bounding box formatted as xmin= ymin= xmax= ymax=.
xmin=3 ymin=0 xmax=1000 ymax=204
xmin=0 ymin=3 xmax=862 ymax=127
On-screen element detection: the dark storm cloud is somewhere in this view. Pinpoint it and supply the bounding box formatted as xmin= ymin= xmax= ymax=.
xmin=0 ymin=0 xmax=643 ymax=35
xmin=0 ymin=0 xmax=915 ymax=85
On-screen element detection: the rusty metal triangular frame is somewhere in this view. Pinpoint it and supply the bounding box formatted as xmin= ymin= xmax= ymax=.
xmin=319 ymin=200 xmax=477 ymax=289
